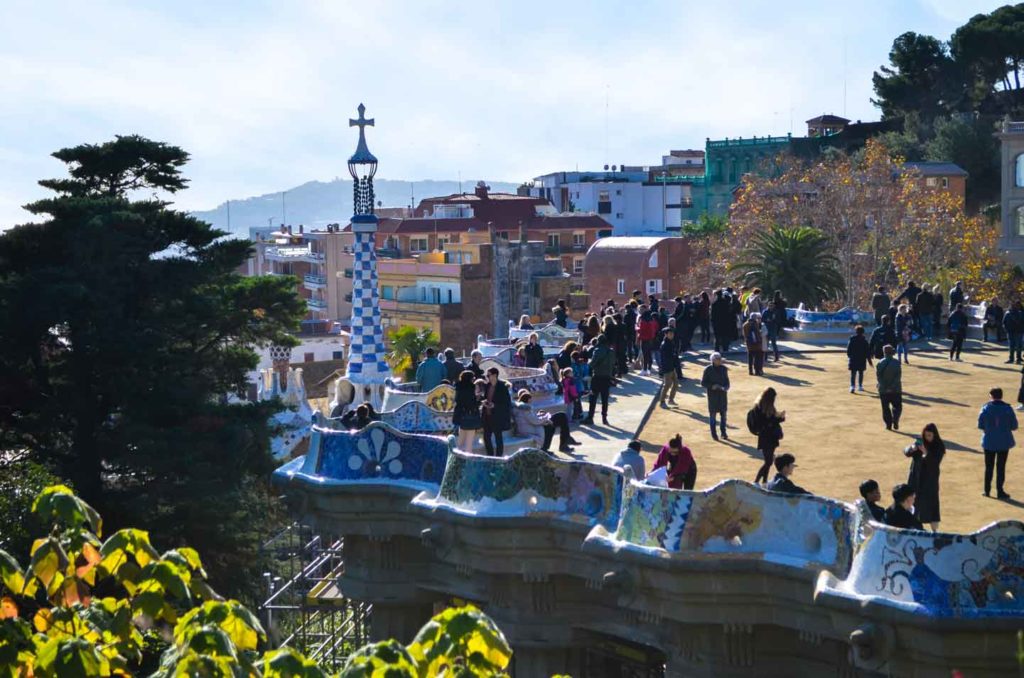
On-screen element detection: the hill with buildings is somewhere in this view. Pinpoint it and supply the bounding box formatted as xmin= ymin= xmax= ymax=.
xmin=191 ymin=178 xmax=520 ymax=237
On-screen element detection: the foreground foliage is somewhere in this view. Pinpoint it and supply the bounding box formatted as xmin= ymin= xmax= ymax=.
xmin=0 ymin=486 xmax=515 ymax=676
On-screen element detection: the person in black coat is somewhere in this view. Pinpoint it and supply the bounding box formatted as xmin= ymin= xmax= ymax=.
xmin=869 ymin=316 xmax=896 ymax=360
xmin=480 ymin=367 xmax=513 ymax=456
xmin=453 ymin=371 xmax=483 ymax=452
xmin=523 ymin=333 xmax=545 ymax=369
xmin=765 ymin=453 xmax=810 ymax=495
xmin=752 ymin=387 xmax=786 ymax=484
xmin=711 ymin=290 xmax=734 ymax=353
xmin=905 ymin=423 xmax=945 ymax=531
xmin=859 ymin=479 xmax=887 ymax=522
xmin=915 ymin=287 xmax=935 ymax=339
xmin=846 ymin=325 xmax=872 ymax=392
xmin=885 ymin=483 xmax=924 ymax=530
xmin=555 ymin=340 xmax=577 ymax=371
xmin=443 ymin=348 xmax=463 ymax=384
xmin=871 ymin=286 xmax=891 ymax=326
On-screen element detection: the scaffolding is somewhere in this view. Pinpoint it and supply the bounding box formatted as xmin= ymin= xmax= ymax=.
xmin=259 ymin=523 xmax=372 ymax=670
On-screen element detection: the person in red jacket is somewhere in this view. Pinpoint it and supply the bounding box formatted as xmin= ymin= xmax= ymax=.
xmin=636 ymin=308 xmax=660 ymax=376
xmin=651 ymin=434 xmax=697 ymax=489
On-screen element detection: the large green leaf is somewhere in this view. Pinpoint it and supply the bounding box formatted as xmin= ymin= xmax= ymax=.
xmin=32 ymin=636 xmax=110 ymax=677
xmin=31 ymin=486 xmax=102 ymax=537
xmin=258 ymin=647 xmax=329 ymax=678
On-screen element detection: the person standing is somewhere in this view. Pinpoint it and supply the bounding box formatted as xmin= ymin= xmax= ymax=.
xmin=415 ymin=347 xmax=447 ymax=392
xmin=480 ymin=367 xmax=513 ymax=457
xmin=869 ymin=316 xmax=896 ymax=361
xmin=985 ymin=298 xmax=1005 ymax=343
xmin=743 ymin=313 xmax=765 ymax=376
xmin=751 ymin=387 xmax=785 ymax=484
xmin=636 ymin=309 xmax=659 ymax=376
xmin=612 ymin=440 xmax=647 ymax=479
xmin=711 ymin=290 xmax=733 ymax=354
xmin=701 ymin=352 xmax=730 ymax=441
xmin=876 ymin=345 xmax=903 ymax=431
xmin=885 ymin=484 xmax=924 ymax=530
xmin=948 ymin=303 xmax=969 ymax=361
xmin=978 ymin=387 xmax=1018 ymax=499
xmin=523 ymin=332 xmax=545 ymax=369
xmin=904 ymin=423 xmax=945 ymax=531
xmin=552 ymin=299 xmax=569 ymax=328
xmin=915 ymin=286 xmax=935 ymax=340
xmin=858 ymin=480 xmax=887 ymax=522
xmin=895 ymin=304 xmax=913 ymax=365
xmin=452 ymin=371 xmax=483 ymax=453
xmin=623 ymin=302 xmax=639 ymax=364
xmin=762 ymin=302 xmax=782 ymax=363
xmin=658 ymin=328 xmax=680 ymax=407
xmin=582 ymin=335 xmax=614 ymax=426
xmin=651 ymin=434 xmax=697 ymax=490
xmin=1003 ymin=301 xmax=1024 ymax=364
xmin=949 ymin=281 xmax=965 ymax=311
xmin=765 ymin=453 xmax=809 ymax=495
xmin=846 ymin=325 xmax=872 ymax=393
xmin=698 ymin=291 xmax=711 ymax=345
xmin=931 ymin=284 xmax=944 ymax=335
xmin=443 ymin=348 xmax=463 ymax=384
xmin=745 ymin=288 xmax=764 ymax=317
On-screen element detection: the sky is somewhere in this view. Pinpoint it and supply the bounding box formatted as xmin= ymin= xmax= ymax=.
xmin=0 ymin=0 xmax=1006 ymax=227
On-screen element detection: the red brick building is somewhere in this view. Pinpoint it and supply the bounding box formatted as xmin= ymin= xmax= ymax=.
xmin=583 ymin=236 xmax=693 ymax=305
xmin=350 ymin=182 xmax=611 ymax=288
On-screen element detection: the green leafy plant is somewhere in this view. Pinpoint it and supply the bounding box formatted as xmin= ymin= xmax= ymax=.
xmin=386 ymin=327 xmax=440 ymax=380
xmin=0 ymin=485 xmax=519 ymax=677
xmin=730 ymin=225 xmax=845 ymax=307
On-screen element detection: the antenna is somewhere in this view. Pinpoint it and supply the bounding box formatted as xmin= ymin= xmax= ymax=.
xmin=281 ymin=191 xmax=287 ymax=226
xmin=604 ymin=84 xmax=610 ymax=167
xmin=458 ymin=171 xmax=462 ymax=194
xmin=843 ymin=35 xmax=848 ymax=117
xmin=226 ymin=199 xmax=231 ymax=232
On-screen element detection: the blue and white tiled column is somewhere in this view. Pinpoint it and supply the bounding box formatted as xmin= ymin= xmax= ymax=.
xmin=346 ymin=218 xmax=390 ymax=383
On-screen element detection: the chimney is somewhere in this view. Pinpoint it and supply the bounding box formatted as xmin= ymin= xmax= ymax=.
xmin=280 ymin=224 xmax=286 ymax=233
xmin=299 ymin=224 xmax=304 ymax=234
xmin=518 ymin=220 xmax=526 ymax=243
xmin=287 ymin=225 xmax=293 ymax=235
xmin=474 ymin=181 xmax=490 ymax=199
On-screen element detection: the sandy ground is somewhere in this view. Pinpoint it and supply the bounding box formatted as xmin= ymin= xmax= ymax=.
xmin=638 ymin=347 xmax=1024 ymax=534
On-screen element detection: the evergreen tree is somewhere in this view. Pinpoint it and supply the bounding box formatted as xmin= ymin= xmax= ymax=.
xmin=0 ymin=135 xmax=306 ymax=598
xmin=730 ymin=226 xmax=845 ymax=308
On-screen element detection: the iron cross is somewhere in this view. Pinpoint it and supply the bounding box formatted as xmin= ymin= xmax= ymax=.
xmin=349 ymin=103 xmax=374 ymax=131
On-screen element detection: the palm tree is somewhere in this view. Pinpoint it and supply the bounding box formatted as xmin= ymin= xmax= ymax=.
xmin=730 ymin=225 xmax=845 ymax=307
xmin=386 ymin=326 xmax=440 ymax=380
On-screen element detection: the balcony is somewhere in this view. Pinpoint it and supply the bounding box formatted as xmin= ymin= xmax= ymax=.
xmin=303 ymin=251 xmax=326 ymax=264
xmin=303 ymin=273 xmax=327 ymax=290
xmin=265 ymin=246 xmax=310 ymax=262
xmin=307 ymin=298 xmax=328 ymax=312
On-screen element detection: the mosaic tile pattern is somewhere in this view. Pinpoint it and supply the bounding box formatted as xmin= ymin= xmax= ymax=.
xmin=315 ymin=422 xmax=449 ymax=487
xmin=824 ymin=520 xmax=1024 ymax=618
xmin=379 ymin=400 xmax=454 ymax=434
xmin=432 ymin=448 xmax=623 ymax=529
xmin=605 ymin=479 xmax=855 ymax=572
xmin=346 ymin=228 xmax=390 ymax=382
xmin=382 ymin=383 xmax=456 ymax=412
xmin=509 ymin=322 xmax=580 ymax=344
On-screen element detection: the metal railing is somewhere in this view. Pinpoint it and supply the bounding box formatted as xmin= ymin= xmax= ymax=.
xmin=707 ymin=135 xmax=791 ymax=148
xmin=307 ymin=298 xmax=328 ymax=311
xmin=304 ymin=274 xmax=328 ymax=286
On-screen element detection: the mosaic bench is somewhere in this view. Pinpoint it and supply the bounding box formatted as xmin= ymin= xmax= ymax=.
xmin=414 ymin=447 xmax=623 ymax=529
xmin=382 ymin=383 xmax=455 ymax=412
xmin=588 ymin=479 xmax=856 ymax=574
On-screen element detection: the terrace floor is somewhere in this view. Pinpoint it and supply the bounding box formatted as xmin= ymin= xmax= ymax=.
xmin=635 ymin=346 xmax=1024 ymax=534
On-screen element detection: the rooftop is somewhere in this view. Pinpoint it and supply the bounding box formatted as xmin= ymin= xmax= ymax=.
xmin=345 ymin=213 xmax=610 ymax=235
xmin=902 ymin=161 xmax=969 ymax=177
xmin=806 ymin=114 xmax=851 ymax=125
xmin=587 ymin=236 xmax=671 ymax=252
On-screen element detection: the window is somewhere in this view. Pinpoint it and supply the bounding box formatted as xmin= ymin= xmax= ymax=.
xmin=410 ymin=237 xmax=428 ymax=252
xmin=615 ymin=189 xmax=622 ymax=196
xmin=344 ymin=268 xmax=353 ymax=278
xmin=464 ymin=253 xmax=472 ymax=264
xmin=617 ymin=279 xmax=625 ymax=295
xmin=304 ymin=352 xmax=315 ymax=362
xmin=598 ymin=229 xmax=612 ymax=238
xmin=572 ymin=232 xmax=585 ymax=246
xmin=573 ymin=257 xmax=584 ymax=274
xmin=1016 ymin=153 xmax=1024 ymax=187
xmin=497 ymin=231 xmax=510 ymax=240
xmin=547 ymin=234 xmax=560 ymax=249
xmin=597 ymin=189 xmax=612 ymax=215
xmin=926 ymin=177 xmax=938 ymax=187
xmin=437 ymin=235 xmax=450 ymax=250
xmin=648 ymin=250 xmax=658 ymax=268
xmin=381 ymin=285 xmax=394 ymax=300
xmin=646 ymin=279 xmax=663 ymax=294
xmin=1017 ymin=206 xmax=1024 ymax=237
xmin=598 ymin=190 xmax=610 ymax=201
xmin=615 ymin=212 xmax=624 ymax=219
xmin=941 ymin=177 xmax=949 ymax=188
xmin=332 ymin=351 xmax=344 ymax=360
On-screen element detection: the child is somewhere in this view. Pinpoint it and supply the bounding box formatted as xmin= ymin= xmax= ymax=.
xmin=561 ymin=367 xmax=581 ymax=420
xmin=572 ymin=351 xmax=591 ymax=402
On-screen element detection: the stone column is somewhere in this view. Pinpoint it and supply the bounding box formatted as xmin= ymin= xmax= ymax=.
xmin=369 ymin=602 xmax=434 ymax=644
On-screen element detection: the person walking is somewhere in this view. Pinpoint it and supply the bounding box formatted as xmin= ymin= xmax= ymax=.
xmin=452 ymin=371 xmax=483 ymax=453
xmin=869 ymin=316 xmax=896 ymax=361
xmin=512 ymin=390 xmax=578 ymax=454
xmin=765 ymin=453 xmax=810 ymax=495
xmin=582 ymin=334 xmax=614 ymax=426
xmin=743 ymin=313 xmax=765 ymax=376
xmin=613 ymin=440 xmax=646 ymax=479
xmin=415 ymin=347 xmax=447 ymax=392
xmin=858 ymin=480 xmax=887 ymax=522
xmin=480 ymin=367 xmax=513 ymax=457
xmin=895 ymin=304 xmax=913 ymax=364
xmin=978 ymin=387 xmax=1018 ymax=499
xmin=701 ymin=352 xmax=730 ymax=441
xmin=443 ymin=348 xmax=463 ymax=384
xmin=846 ymin=325 xmax=872 ymax=393
xmin=523 ymin=332 xmax=545 ymax=369
xmin=884 ymin=484 xmax=924 ymax=530
xmin=636 ymin=309 xmax=659 ymax=376
xmin=651 ymin=434 xmax=697 ymax=490
xmin=916 ymin=286 xmax=935 ymax=339
xmin=658 ymin=328 xmax=680 ymax=407
xmin=904 ymin=423 xmax=945 ymax=531
xmin=750 ymin=387 xmax=785 ymax=484
xmin=762 ymin=302 xmax=782 ymax=363
xmin=745 ymin=288 xmax=764 ymax=317
xmin=1003 ymin=301 xmax=1024 ymax=364
xmin=876 ymin=345 xmax=903 ymax=431
xmin=948 ymin=303 xmax=969 ymax=361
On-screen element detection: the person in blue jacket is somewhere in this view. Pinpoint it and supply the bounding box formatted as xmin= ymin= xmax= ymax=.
xmin=415 ymin=347 xmax=446 ymax=392
xmin=978 ymin=387 xmax=1018 ymax=499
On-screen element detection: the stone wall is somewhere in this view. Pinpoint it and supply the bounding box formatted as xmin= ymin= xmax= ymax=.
xmin=275 ymin=434 xmax=1024 ymax=677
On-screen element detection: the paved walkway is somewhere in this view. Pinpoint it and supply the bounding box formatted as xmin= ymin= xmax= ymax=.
xmin=556 ymin=372 xmax=663 ymax=466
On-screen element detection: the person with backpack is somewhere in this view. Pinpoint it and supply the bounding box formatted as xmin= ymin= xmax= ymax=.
xmin=701 ymin=352 xmax=730 ymax=441
xmin=876 ymin=344 xmax=903 ymax=431
xmin=750 ymin=387 xmax=785 ymax=484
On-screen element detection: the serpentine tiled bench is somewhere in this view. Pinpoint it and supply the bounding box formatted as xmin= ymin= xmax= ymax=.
xmin=381 ymin=382 xmax=455 ymax=412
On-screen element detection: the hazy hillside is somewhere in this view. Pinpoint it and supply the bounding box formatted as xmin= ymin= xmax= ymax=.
xmin=190 ymin=178 xmax=521 ymax=237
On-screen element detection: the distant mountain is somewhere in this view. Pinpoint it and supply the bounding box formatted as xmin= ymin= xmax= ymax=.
xmin=190 ymin=178 xmax=521 ymax=237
